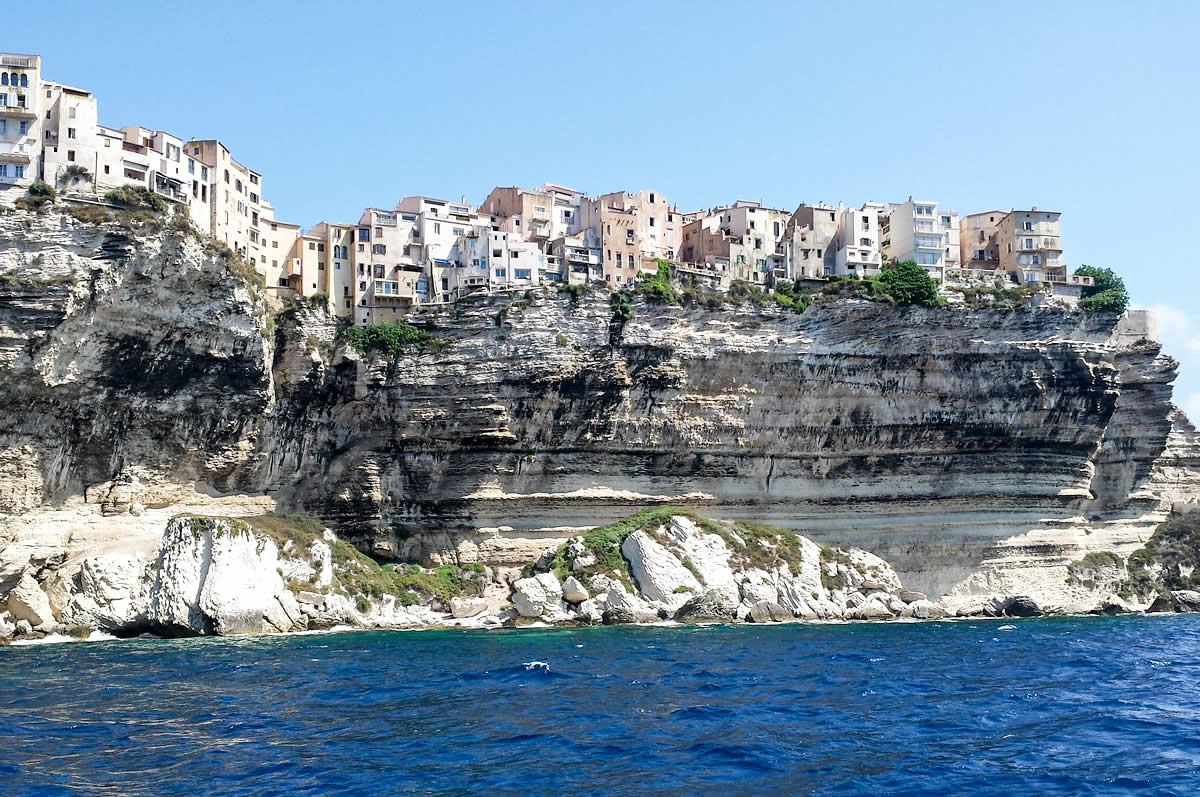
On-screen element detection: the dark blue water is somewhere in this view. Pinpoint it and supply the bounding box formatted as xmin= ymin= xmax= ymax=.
xmin=3 ymin=616 xmax=1200 ymax=796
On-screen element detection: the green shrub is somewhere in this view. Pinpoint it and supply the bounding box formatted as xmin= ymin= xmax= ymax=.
xmin=610 ymin=289 xmax=633 ymax=322
xmin=1075 ymin=265 xmax=1129 ymax=314
xmin=341 ymin=321 xmax=436 ymax=356
xmin=555 ymin=331 xmax=569 ymax=347
xmin=60 ymin=164 xmax=92 ymax=184
xmin=636 ymin=261 xmax=676 ymax=304
xmin=14 ymin=180 xmax=55 ymax=212
xmin=876 ymin=260 xmax=940 ymax=306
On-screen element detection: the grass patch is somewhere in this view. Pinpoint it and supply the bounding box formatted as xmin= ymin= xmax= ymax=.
xmin=67 ymin=203 xmax=110 ymax=224
xmin=104 ymin=185 xmax=167 ymax=213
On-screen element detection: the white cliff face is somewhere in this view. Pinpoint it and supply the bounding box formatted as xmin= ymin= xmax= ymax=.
xmin=0 ymin=207 xmax=1198 ymax=629
xmin=148 ymin=517 xmax=295 ymax=636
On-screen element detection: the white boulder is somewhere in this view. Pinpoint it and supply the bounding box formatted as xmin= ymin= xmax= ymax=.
xmin=148 ymin=516 xmax=293 ymax=635
xmin=620 ymin=529 xmax=701 ymax=604
xmin=6 ymin=573 xmax=53 ymax=627
xmin=561 ymin=576 xmax=590 ymax=604
xmin=450 ymin=596 xmax=488 ymax=618
xmin=512 ymin=572 xmax=563 ymax=618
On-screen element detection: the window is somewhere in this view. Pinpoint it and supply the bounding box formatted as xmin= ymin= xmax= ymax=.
xmin=515 ymin=269 xmax=531 ymax=279
xmin=19 ymin=121 xmax=27 ymax=134
xmin=492 ymin=249 xmax=502 ymax=258
xmin=373 ymin=244 xmax=386 ymax=254
xmin=1025 ymin=238 xmax=1034 ymax=249
xmin=0 ymin=165 xmax=6 ymax=177
xmin=14 ymin=165 xmax=24 ymax=178
xmin=749 ymin=220 xmax=755 ymax=230
xmin=434 ymin=223 xmax=440 ymax=234
xmin=509 ymin=250 xmax=519 ymax=258
xmin=358 ymin=243 xmax=365 ymax=252
xmin=649 ymin=193 xmax=655 ymax=203
xmin=0 ymin=74 xmax=5 ymax=86
xmin=317 ymin=243 xmax=325 ymax=252
xmin=974 ymin=249 xmax=985 ymax=260
xmin=616 ymin=254 xmax=623 ymax=267
xmin=250 ymin=192 xmax=258 ymax=204
xmin=67 ymin=150 xmax=75 ymax=162
xmin=224 ymin=169 xmax=229 ymax=183
xmin=755 ymin=238 xmax=763 ymax=249
xmin=250 ymin=174 xmax=258 ymax=185
xmin=319 ymin=262 xmax=326 ymax=270
xmin=308 ymin=242 xmax=316 ymax=250
xmin=201 ymin=166 xmax=208 ymax=180
xmin=0 ymin=120 xmax=4 ymax=134
xmin=495 ymin=268 xmax=506 ymax=278
xmin=359 ymin=229 xmax=370 ymax=242
xmin=649 ymin=217 xmax=656 ymax=227
xmin=67 ymin=127 xmax=76 ymax=139
xmin=1023 ymin=221 xmax=1033 ymax=231
xmin=188 ymin=158 xmax=194 ymax=174
xmin=20 ymin=74 xmax=27 ymax=87
xmin=941 ymin=215 xmax=951 ymax=228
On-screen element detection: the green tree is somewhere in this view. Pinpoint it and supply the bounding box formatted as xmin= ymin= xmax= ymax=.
xmin=1074 ymin=265 xmax=1129 ymax=314
xmin=876 ymin=260 xmax=940 ymax=306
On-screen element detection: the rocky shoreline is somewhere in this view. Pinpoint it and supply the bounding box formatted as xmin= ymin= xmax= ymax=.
xmin=5 ymin=509 xmax=1198 ymax=644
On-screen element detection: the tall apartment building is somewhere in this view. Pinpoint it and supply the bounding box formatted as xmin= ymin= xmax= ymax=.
xmin=880 ymin=198 xmax=959 ymax=280
xmin=833 ymin=202 xmax=884 ymax=277
xmin=995 ymin=208 xmax=1064 ymax=284
xmin=352 ymin=207 xmax=425 ymax=324
xmin=958 ymin=210 xmax=1005 ymax=269
xmin=957 ymin=208 xmax=1065 ymax=285
xmin=0 ymin=53 xmax=42 ymax=191
xmin=781 ymin=203 xmax=841 ymax=279
xmin=184 ymin=139 xmax=267 ymax=262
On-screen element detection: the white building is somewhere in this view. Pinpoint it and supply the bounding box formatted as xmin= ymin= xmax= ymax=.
xmin=881 ymin=198 xmax=959 ymax=280
xmin=0 ymin=53 xmax=42 ymax=193
xmin=833 ymin=202 xmax=884 ymax=276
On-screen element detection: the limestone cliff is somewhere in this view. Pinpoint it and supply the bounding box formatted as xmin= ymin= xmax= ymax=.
xmin=1 ymin=207 xmax=1197 ymax=625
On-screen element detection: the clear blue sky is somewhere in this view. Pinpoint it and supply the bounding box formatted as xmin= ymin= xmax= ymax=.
xmin=20 ymin=0 xmax=1200 ymax=416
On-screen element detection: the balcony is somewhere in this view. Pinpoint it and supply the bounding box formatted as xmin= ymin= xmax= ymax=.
xmin=0 ymin=104 xmax=35 ymax=119
xmin=374 ymin=212 xmax=397 ymax=226
xmin=0 ymin=146 xmax=31 ymax=163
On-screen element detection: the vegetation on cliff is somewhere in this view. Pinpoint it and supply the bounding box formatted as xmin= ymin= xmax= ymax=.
xmin=530 ymin=506 xmax=812 ymax=587
xmin=1117 ymin=511 xmax=1200 ymax=599
xmin=1075 ymin=265 xmax=1129 ymax=314
xmin=244 ymin=512 xmax=483 ymax=610
xmin=340 ymin=321 xmax=441 ymax=356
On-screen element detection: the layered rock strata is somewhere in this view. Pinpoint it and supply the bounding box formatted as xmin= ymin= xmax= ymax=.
xmin=0 ymin=208 xmax=1198 ymax=624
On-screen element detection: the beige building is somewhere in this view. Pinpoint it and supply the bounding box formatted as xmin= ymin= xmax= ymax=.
xmin=578 ymin=189 xmax=679 ymax=286
xmin=185 ymin=139 xmax=267 ymax=263
xmin=958 ymin=210 xmax=1005 ymax=270
xmin=0 ymin=53 xmax=42 ymax=193
xmin=782 ymin=203 xmax=842 ymax=279
xmin=995 ymin=208 xmax=1065 ymax=284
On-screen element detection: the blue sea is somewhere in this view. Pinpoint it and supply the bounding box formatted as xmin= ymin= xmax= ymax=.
xmin=3 ymin=616 xmax=1200 ymax=796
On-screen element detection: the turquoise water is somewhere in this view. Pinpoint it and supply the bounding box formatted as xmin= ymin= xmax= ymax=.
xmin=3 ymin=616 xmax=1200 ymax=795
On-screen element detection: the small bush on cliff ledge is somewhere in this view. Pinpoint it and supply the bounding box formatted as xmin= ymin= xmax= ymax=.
xmin=341 ymin=321 xmax=438 ymax=356
xmin=14 ymin=180 xmax=55 ymax=212
xmin=104 ymin=185 xmax=167 ymax=214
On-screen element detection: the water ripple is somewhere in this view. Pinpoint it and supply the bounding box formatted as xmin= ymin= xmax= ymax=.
xmin=3 ymin=617 xmax=1200 ymax=795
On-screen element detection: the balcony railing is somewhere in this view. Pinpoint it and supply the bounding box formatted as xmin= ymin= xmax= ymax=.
xmin=0 ymin=104 xmax=35 ymax=118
